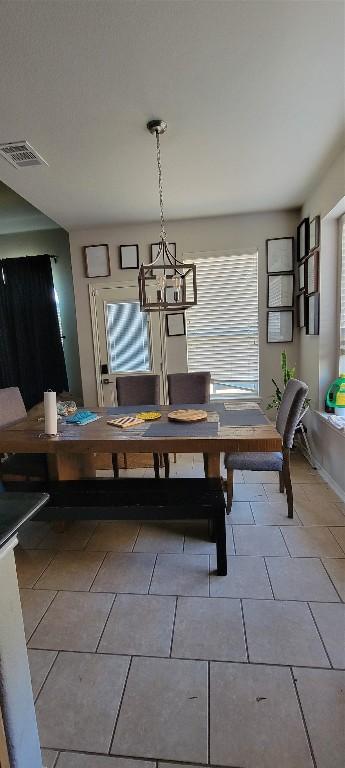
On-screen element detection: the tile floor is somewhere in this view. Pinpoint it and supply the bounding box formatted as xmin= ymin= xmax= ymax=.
xmin=15 ymin=452 xmax=345 ymax=768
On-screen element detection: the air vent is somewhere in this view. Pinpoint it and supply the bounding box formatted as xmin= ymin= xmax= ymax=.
xmin=0 ymin=140 xmax=48 ymax=168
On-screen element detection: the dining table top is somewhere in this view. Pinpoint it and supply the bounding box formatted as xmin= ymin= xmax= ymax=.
xmin=0 ymin=403 xmax=282 ymax=455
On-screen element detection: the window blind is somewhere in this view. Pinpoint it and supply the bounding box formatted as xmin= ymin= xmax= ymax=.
xmin=186 ymin=252 xmax=259 ymax=395
xmin=106 ymin=301 xmax=150 ymax=373
xmin=340 ymin=215 xmax=345 ymax=371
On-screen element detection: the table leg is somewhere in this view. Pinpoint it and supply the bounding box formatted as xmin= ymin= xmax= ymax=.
xmin=206 ymin=452 xmax=221 ymax=479
xmin=48 ymin=453 xmax=97 ymax=480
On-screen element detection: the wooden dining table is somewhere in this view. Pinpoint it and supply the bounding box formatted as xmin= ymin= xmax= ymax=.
xmin=0 ymin=403 xmax=282 ymax=481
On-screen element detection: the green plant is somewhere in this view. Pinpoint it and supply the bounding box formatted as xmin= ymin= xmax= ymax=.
xmin=267 ymin=351 xmax=309 ymax=410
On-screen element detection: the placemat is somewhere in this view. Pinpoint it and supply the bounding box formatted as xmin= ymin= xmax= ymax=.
xmin=144 ymin=420 xmax=219 ymax=437
xmin=220 ymin=408 xmax=269 ymax=426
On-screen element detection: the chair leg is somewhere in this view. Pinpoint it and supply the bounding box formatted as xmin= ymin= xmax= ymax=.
xmin=279 ymin=471 xmax=285 ymax=493
xmin=226 ymin=468 xmax=234 ymax=513
xmin=282 ymin=448 xmax=293 ymax=518
xmin=215 ymin=513 xmax=227 ymax=575
xmin=153 ymin=453 xmax=160 ymax=479
xmin=163 ymin=453 xmax=170 ymax=478
xmin=203 ymin=453 xmax=209 ymax=478
xmin=112 ymin=454 xmax=119 ymax=479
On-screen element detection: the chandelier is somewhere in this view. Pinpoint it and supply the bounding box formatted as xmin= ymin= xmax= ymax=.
xmin=138 ymin=119 xmax=197 ymax=312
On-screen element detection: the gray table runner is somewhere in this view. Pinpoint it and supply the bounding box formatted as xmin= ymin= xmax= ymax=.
xmin=144 ymin=420 xmax=219 ymax=437
xmin=106 ymin=403 xmax=268 ymax=427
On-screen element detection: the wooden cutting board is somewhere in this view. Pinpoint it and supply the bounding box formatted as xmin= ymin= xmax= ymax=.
xmin=167 ymin=409 xmax=208 ymax=423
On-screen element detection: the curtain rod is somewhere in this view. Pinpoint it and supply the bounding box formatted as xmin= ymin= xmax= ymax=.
xmin=0 ymin=254 xmax=59 ymax=263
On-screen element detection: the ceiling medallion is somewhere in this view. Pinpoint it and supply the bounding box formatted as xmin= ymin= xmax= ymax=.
xmin=138 ymin=119 xmax=197 ymax=312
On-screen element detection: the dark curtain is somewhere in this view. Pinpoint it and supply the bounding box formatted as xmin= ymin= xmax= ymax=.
xmin=0 ymin=254 xmax=68 ymax=409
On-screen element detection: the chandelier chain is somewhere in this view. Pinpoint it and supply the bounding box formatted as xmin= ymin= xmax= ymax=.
xmin=156 ymin=131 xmax=167 ymax=242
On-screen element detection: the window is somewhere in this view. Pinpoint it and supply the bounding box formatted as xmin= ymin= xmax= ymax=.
xmin=105 ymin=301 xmax=151 ymax=373
xmin=339 ymin=214 xmax=345 ymax=374
xmin=186 ymin=251 xmax=259 ymax=398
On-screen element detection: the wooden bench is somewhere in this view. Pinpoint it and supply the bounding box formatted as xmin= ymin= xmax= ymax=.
xmin=5 ymin=478 xmax=227 ymax=575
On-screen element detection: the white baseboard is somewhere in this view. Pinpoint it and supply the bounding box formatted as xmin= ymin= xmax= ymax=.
xmin=300 ymin=449 xmax=345 ymax=504
xmin=315 ymin=463 xmax=345 ymax=503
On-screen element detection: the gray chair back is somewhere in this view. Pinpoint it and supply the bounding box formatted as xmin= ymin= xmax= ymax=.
xmin=276 ymin=378 xmax=308 ymax=449
xmin=116 ymin=374 xmax=160 ymax=406
xmin=0 ymin=387 xmax=27 ymax=428
xmin=168 ymin=372 xmax=211 ymax=404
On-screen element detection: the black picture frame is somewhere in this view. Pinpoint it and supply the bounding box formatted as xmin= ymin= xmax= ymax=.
xmin=267 ymin=273 xmax=294 ymax=308
xmin=267 ymin=310 xmax=294 ymax=343
xmin=306 ymin=250 xmax=319 ymax=295
xmin=266 ymin=237 xmax=294 ymax=273
xmin=119 ymin=244 xmax=139 ymax=269
xmin=309 ymin=216 xmax=320 ymax=252
xmin=84 ymin=244 xmax=110 ymax=277
xmin=297 ymin=292 xmax=306 ymax=328
xmin=166 ymin=312 xmax=186 ymax=337
xmin=298 ymin=262 xmax=306 ymax=292
xmin=297 ymin=218 xmax=309 ymax=262
xmin=306 ymin=293 xmax=320 ymax=335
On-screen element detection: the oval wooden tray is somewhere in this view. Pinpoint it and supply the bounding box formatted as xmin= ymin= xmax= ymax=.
xmin=167 ymin=409 xmax=208 ymax=423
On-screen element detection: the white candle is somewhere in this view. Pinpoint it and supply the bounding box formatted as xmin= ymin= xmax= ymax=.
xmin=44 ymin=391 xmax=57 ymax=435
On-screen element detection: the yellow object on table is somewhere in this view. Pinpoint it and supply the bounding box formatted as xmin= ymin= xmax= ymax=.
xmin=136 ymin=411 xmax=161 ymax=420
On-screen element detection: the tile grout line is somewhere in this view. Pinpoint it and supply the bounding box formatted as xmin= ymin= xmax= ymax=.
xmin=262 ymin=556 xmax=275 ymax=599
xmin=95 ymin=592 xmax=118 ymax=653
xmin=328 ymin=526 xmax=345 ymax=555
xmin=29 ymin=647 xmax=345 ymax=671
xmin=306 ymin=602 xmax=333 ymax=668
xmin=32 ymin=650 xmax=58 ymax=703
xmin=108 ymin=655 xmax=133 ymax=755
xmin=148 ymin=553 xmax=158 ymax=594
xmin=25 ymin=589 xmax=58 ymax=644
xmin=87 ymin=550 xmax=108 ymax=592
xmin=131 ymin=521 xmax=143 ymax=552
xmin=24 ymin=549 xmax=58 ymax=589
xmin=240 ymin=599 xmax=249 ymax=663
xmin=207 ymin=659 xmax=211 ymax=765
xmin=319 ymin=559 xmax=344 ymax=602
xmin=169 ymin=596 xmax=178 ymax=658
xmin=289 ymin=666 xmax=318 ymax=768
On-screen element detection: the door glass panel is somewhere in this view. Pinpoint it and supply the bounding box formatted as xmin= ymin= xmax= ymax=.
xmin=105 ymin=301 xmax=151 ymax=373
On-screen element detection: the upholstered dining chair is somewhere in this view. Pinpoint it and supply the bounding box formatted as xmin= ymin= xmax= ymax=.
xmin=112 ymin=374 xmax=161 ymax=479
xmin=224 ymin=378 xmax=308 ymax=518
xmin=164 ymin=371 xmax=211 ymax=478
xmin=0 ymin=387 xmax=48 ymax=481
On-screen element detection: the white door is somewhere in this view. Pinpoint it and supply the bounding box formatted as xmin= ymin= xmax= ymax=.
xmin=90 ymin=284 xmax=166 ymax=406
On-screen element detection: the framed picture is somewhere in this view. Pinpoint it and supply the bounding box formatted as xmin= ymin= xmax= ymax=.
xmin=309 ymin=216 xmax=320 ymax=251
xmin=267 ymin=310 xmax=294 ymax=343
xmin=166 ymin=312 xmax=186 ymax=337
xmin=297 ymin=292 xmax=305 ymax=328
xmin=84 ymin=244 xmax=110 ymax=277
xmin=306 ymin=293 xmax=320 ymax=335
xmin=306 ymin=250 xmax=319 ymax=294
xmin=298 ymin=262 xmax=305 ymax=292
xmin=297 ymin=218 xmax=309 ymax=262
xmin=119 ymin=244 xmax=139 ymax=269
xmin=267 ymin=274 xmax=294 ymax=308
xmin=266 ymin=237 xmax=294 ymax=273
xmin=151 ymin=242 xmax=176 ymax=277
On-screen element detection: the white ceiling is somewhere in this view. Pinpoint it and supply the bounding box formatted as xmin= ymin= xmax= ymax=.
xmin=0 ymin=0 xmax=344 ymax=231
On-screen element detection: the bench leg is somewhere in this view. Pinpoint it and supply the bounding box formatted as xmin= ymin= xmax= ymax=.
xmin=215 ymin=514 xmax=227 ymax=575
xmin=208 ymin=518 xmax=216 ymax=542
xmin=163 ymin=453 xmax=170 ymax=478
xmin=153 ymin=453 xmax=160 ymax=479
xmin=112 ymin=454 xmax=119 ymax=479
